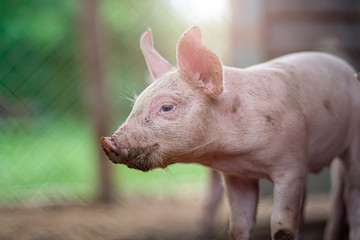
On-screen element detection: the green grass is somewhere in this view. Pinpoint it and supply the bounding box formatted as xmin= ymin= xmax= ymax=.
xmin=0 ymin=115 xmax=208 ymax=204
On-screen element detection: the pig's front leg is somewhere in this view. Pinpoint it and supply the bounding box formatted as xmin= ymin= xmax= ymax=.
xmin=342 ymin=136 xmax=360 ymax=240
xmin=271 ymin=169 xmax=307 ymax=240
xmin=223 ymin=174 xmax=259 ymax=240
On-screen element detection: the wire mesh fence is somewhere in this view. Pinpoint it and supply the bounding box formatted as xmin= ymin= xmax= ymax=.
xmin=0 ymin=0 xmax=232 ymax=205
xmin=1 ymin=0 xmax=359 ymax=206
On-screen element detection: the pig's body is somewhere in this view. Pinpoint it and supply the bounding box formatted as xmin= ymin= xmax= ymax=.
xmin=199 ymin=52 xmax=358 ymax=177
xmin=101 ymin=27 xmax=360 ymax=240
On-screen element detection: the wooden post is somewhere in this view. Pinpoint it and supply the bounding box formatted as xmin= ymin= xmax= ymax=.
xmin=80 ymin=0 xmax=115 ymax=202
xmin=229 ymin=0 xmax=265 ymax=67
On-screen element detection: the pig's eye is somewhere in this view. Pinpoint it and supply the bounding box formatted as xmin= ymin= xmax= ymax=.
xmin=160 ymin=103 xmax=175 ymax=113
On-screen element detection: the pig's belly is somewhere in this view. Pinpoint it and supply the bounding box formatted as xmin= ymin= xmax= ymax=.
xmin=307 ymin=129 xmax=349 ymax=174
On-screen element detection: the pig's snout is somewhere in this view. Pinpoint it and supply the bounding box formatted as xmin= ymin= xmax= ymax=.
xmin=101 ymin=136 xmax=125 ymax=164
xmin=100 ymin=135 xmax=160 ymax=172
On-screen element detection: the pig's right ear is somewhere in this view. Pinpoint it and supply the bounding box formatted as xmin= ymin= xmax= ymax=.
xmin=140 ymin=28 xmax=173 ymax=82
xmin=177 ymin=26 xmax=223 ymax=97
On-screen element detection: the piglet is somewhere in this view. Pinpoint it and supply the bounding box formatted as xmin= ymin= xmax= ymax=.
xmin=101 ymin=26 xmax=360 ymax=240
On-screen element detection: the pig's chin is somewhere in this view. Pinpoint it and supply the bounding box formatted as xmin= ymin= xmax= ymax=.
xmin=120 ymin=146 xmax=159 ymax=172
xmin=124 ymin=158 xmax=154 ymax=172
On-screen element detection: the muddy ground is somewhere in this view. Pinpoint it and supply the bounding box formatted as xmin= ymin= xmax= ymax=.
xmin=0 ymin=195 xmax=330 ymax=240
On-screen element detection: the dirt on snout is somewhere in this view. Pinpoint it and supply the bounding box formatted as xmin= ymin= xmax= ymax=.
xmin=0 ymin=195 xmax=330 ymax=240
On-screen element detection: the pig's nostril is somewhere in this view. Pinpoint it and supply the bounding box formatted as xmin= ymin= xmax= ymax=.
xmin=101 ymin=137 xmax=118 ymax=155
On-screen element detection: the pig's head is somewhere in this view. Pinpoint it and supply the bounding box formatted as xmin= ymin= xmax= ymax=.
xmin=101 ymin=26 xmax=223 ymax=172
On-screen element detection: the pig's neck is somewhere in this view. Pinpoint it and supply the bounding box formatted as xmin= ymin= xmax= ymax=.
xmin=208 ymin=67 xmax=266 ymax=152
xmin=192 ymin=66 xmax=274 ymax=176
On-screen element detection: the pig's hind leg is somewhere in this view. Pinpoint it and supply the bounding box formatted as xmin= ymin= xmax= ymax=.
xmin=342 ymin=132 xmax=360 ymax=240
xmin=199 ymin=170 xmax=224 ymax=238
xmin=324 ymin=159 xmax=348 ymax=240
xmin=223 ymin=174 xmax=259 ymax=240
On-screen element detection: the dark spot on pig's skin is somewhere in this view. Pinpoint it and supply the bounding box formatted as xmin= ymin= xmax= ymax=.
xmin=323 ymin=99 xmax=333 ymax=114
xmin=265 ymin=115 xmax=272 ymax=123
xmin=144 ymin=116 xmax=151 ymax=125
xmin=261 ymin=110 xmax=281 ymax=128
xmin=274 ymin=229 xmax=294 ymax=240
xmin=264 ymin=114 xmax=276 ymax=127
xmin=231 ymin=97 xmax=241 ymax=114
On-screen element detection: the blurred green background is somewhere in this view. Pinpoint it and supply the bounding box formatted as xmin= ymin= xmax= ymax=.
xmin=1 ymin=0 xmax=359 ymax=205
xmin=0 ymin=0 xmax=231 ymax=204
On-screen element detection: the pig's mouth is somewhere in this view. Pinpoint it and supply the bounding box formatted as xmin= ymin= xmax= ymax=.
xmin=101 ymin=136 xmax=160 ymax=172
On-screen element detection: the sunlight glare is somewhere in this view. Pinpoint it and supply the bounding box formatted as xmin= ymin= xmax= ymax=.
xmin=170 ymin=0 xmax=228 ymax=21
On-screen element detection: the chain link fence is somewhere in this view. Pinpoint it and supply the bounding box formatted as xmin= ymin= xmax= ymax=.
xmin=2 ymin=0 xmax=359 ymax=206
xmin=0 ymin=0 xmax=232 ymax=205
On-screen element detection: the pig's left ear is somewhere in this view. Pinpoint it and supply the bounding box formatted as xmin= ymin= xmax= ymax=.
xmin=177 ymin=26 xmax=223 ymax=97
xmin=140 ymin=28 xmax=174 ymax=81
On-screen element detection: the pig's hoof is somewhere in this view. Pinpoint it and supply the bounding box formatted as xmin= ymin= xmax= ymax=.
xmin=274 ymin=229 xmax=294 ymax=240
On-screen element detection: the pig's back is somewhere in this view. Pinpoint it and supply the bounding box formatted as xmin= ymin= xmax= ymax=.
xmin=250 ymin=52 xmax=359 ymax=172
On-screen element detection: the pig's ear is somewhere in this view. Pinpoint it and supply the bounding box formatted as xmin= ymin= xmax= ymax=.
xmin=140 ymin=28 xmax=173 ymax=82
xmin=177 ymin=26 xmax=223 ymax=97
